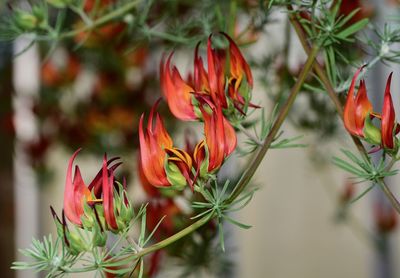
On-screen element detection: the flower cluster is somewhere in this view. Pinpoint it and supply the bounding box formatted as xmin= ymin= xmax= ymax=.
xmin=160 ymin=32 xmax=256 ymax=122
xmin=140 ymin=33 xmax=254 ymax=191
xmin=51 ymin=149 xmax=133 ymax=254
xmin=344 ymin=67 xmax=399 ymax=154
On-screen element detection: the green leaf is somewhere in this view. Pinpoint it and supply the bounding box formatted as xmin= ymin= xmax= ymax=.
xmin=336 ymin=18 xmax=369 ymax=39
xmin=222 ymin=215 xmax=252 ymax=229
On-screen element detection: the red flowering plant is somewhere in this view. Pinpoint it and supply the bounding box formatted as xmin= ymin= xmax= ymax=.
xmin=8 ymin=0 xmax=400 ymax=277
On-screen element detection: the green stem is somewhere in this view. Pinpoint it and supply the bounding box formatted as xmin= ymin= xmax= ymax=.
xmin=60 ymin=265 xmax=97 ymax=273
xmin=224 ymin=44 xmax=320 ymax=204
xmin=133 ymin=213 xmax=213 ymax=259
xmin=377 ymin=180 xmax=400 ymax=214
xmin=288 ymin=6 xmax=400 ymax=215
xmin=59 ymin=0 xmax=142 ymax=39
xmin=143 ymin=29 xmax=190 ymax=44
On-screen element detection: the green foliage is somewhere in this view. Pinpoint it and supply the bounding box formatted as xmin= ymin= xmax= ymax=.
xmin=333 ymin=149 xmax=398 ymax=183
xmin=193 ymin=180 xmax=255 ymax=252
xmin=12 ymin=235 xmax=79 ymax=277
xmin=237 ymin=108 xmax=307 ymax=154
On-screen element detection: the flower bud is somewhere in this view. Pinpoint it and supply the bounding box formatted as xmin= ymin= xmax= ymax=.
xmin=363 ymin=116 xmax=381 ymax=145
xmin=165 ymin=161 xmax=187 ymax=190
xmin=92 ymin=221 xmax=107 ymax=247
xmin=113 ymin=183 xmax=134 ymax=231
xmin=194 ymin=140 xmax=209 ymax=179
xmin=14 ymin=10 xmax=38 ymax=31
xmin=67 ymin=230 xmax=89 ymax=255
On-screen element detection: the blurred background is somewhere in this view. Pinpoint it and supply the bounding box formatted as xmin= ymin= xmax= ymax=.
xmin=2 ymin=0 xmax=400 ymax=277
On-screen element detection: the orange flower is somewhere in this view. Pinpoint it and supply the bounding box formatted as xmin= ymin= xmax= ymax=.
xmin=160 ymin=53 xmax=197 ymax=121
xmin=200 ymin=100 xmax=237 ymax=172
xmin=139 ymin=102 xmax=193 ymax=189
xmin=102 ymin=155 xmax=118 ymax=231
xmin=161 ymin=33 xmax=255 ymax=120
xmin=344 ymin=68 xmax=399 ymax=151
xmin=63 ymin=149 xmax=121 ymax=226
xmin=63 ymin=149 xmax=98 ymax=226
xmin=343 ymin=66 xmax=373 ymax=138
xmin=207 ymin=34 xmax=228 ymax=108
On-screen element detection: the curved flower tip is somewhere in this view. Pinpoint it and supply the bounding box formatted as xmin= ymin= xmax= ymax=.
xmin=343 ymin=66 xmax=372 ymax=138
xmin=139 ymin=108 xmax=172 ymax=187
xmin=220 ymin=32 xmax=253 ymax=88
xmin=200 ymin=102 xmax=237 ymax=172
xmin=64 ymin=148 xmax=91 ymax=226
xmin=194 ymin=42 xmax=210 ymax=93
xmin=382 ymin=72 xmax=397 ymax=149
xmin=207 ymin=34 xmax=227 ymax=107
xmin=102 ymin=155 xmax=118 ymax=231
xmin=160 ymin=53 xmax=197 ymax=121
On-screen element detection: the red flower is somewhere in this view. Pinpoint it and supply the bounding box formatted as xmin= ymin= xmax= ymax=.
xmin=139 ymin=102 xmax=193 ymax=189
xmin=200 ymin=101 xmax=237 ymax=172
xmin=63 ymin=149 xmax=120 ymax=226
xmin=161 ymin=33 xmax=255 ymax=120
xmin=344 ymin=68 xmax=399 ymax=151
xmin=102 ymin=155 xmax=118 ymax=231
xmin=343 ymin=66 xmax=373 ymax=138
xmin=381 ymin=73 xmax=397 ymax=149
xmin=139 ymin=102 xmax=173 ymax=187
xmin=160 ymin=54 xmax=197 ymax=121
xmin=207 ymin=35 xmax=227 ymax=108
xmin=63 ymin=149 xmax=98 ymax=226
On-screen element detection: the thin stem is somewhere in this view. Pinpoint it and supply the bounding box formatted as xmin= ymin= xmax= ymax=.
xmin=236 ymin=123 xmax=263 ymax=146
xmin=132 ymin=212 xmax=213 ymax=259
xmin=377 ymin=180 xmax=400 ymax=214
xmin=143 ymin=29 xmax=191 ymax=44
xmin=60 ymin=265 xmax=97 ymax=273
xmin=59 ymin=0 xmax=142 ymax=39
xmin=225 ymin=44 xmax=321 ymax=204
xmin=126 ymin=236 xmax=142 ymax=253
xmin=288 ymin=6 xmax=400 ymax=215
xmin=69 ymin=6 xmax=93 ymax=26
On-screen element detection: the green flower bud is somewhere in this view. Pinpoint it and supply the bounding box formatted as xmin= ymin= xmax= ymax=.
xmin=81 ymin=203 xmax=96 ymax=230
xmin=165 ymin=161 xmax=187 ymax=190
xmin=91 ymin=222 xmax=107 ymax=247
xmin=363 ymin=116 xmax=381 ymax=145
xmin=67 ymin=230 xmax=88 ymax=255
xmin=14 ymin=10 xmax=38 ymax=31
xmin=198 ymin=146 xmax=210 ymax=178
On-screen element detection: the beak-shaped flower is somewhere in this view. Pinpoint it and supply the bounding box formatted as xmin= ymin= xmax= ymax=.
xmin=63 ymin=149 xmax=121 ymax=227
xmin=344 ymin=67 xmax=373 ymax=138
xmin=160 ymin=54 xmax=197 ymax=121
xmin=222 ymin=32 xmax=253 ymax=90
xmin=200 ymin=100 xmax=237 ymax=172
xmin=139 ymin=102 xmax=173 ymax=187
xmin=64 ymin=149 xmax=98 ymax=226
xmin=161 ymin=33 xmax=256 ymax=122
xmin=102 ymin=155 xmax=118 ymax=231
xmin=194 ymin=43 xmax=210 ymax=93
xmin=381 ymin=73 xmax=398 ymax=150
xmin=139 ymin=101 xmax=193 ymax=189
xmin=207 ymin=35 xmax=228 ymax=108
